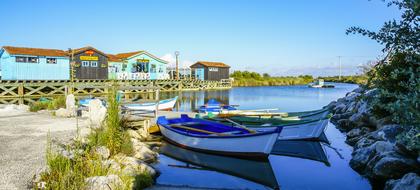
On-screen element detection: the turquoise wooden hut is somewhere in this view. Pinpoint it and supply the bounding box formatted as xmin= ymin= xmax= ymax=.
xmin=107 ymin=51 xmax=168 ymax=80
xmin=0 ymin=46 xmax=70 ymax=80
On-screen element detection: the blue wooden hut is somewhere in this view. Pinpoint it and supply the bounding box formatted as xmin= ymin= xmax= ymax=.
xmin=0 ymin=46 xmax=70 ymax=80
xmin=107 ymin=51 xmax=169 ymax=80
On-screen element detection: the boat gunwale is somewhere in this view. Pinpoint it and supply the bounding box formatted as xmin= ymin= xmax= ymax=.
xmin=157 ymin=115 xmax=281 ymax=139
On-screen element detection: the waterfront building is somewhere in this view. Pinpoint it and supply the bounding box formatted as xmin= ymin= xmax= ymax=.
xmin=190 ymin=61 xmax=230 ymax=81
xmin=107 ymin=51 xmax=169 ymax=80
xmin=0 ymin=46 xmax=70 ymax=80
xmin=167 ymin=67 xmax=192 ymax=79
xmin=69 ymin=47 xmax=109 ymax=80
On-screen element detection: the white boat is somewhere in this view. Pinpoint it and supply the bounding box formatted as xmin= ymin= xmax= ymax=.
xmin=122 ymin=96 xmax=178 ymax=111
xmin=157 ymin=114 xmax=281 ymax=158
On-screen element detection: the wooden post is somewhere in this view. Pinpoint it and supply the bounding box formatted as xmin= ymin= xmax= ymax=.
xmin=18 ymin=83 xmax=24 ymax=104
xmin=154 ymin=89 xmax=159 ymax=120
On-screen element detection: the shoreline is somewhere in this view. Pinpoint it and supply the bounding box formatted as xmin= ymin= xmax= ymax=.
xmin=325 ymin=87 xmax=420 ymax=189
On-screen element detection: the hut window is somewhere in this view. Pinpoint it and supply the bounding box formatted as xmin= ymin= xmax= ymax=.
xmin=151 ymin=65 xmax=156 ymax=73
xmin=16 ymin=56 xmax=27 ymax=62
xmin=209 ymin=67 xmax=218 ymax=72
xmin=47 ymin=58 xmax=57 ymax=64
xmin=91 ymin=61 xmax=98 ymax=67
xmin=82 ymin=61 xmax=90 ymax=67
xmin=28 ymin=57 xmax=38 ymax=63
xmin=159 ymin=67 xmax=163 ymax=73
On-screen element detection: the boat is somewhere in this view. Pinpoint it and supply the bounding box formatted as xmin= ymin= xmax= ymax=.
xmin=308 ymin=79 xmax=335 ymax=88
xmin=198 ymin=99 xmax=237 ymax=114
xmin=159 ymin=142 xmax=279 ymax=189
xmin=122 ymin=96 xmax=178 ymax=111
xmin=78 ymin=97 xmax=106 ymax=107
xmin=156 ymin=114 xmax=281 ymax=158
xmin=203 ymin=108 xmax=331 ymax=127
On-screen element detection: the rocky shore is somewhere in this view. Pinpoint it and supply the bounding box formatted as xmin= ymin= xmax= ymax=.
xmin=326 ymin=87 xmax=420 ymax=189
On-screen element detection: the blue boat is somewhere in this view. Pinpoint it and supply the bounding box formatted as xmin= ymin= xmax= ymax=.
xmin=157 ymin=114 xmax=281 ymax=158
xmin=198 ymin=99 xmax=237 ymax=114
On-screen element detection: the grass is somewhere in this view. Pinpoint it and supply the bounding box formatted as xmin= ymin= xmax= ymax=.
xmin=29 ymin=96 xmax=66 ymax=112
xmin=38 ymin=86 xmax=144 ymax=189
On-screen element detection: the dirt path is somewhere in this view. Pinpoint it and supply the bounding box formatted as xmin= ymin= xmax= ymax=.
xmin=0 ymin=107 xmax=88 ymax=190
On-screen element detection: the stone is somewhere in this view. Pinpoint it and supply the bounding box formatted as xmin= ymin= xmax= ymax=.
xmin=102 ymin=159 xmax=121 ymax=172
xmin=85 ymin=175 xmax=122 ymax=190
xmin=16 ymin=104 xmax=29 ymax=112
xmin=65 ymin=94 xmax=76 ymax=116
xmin=131 ymin=138 xmax=157 ymax=162
xmin=365 ymin=88 xmax=379 ymax=98
xmin=369 ymin=151 xmax=419 ymax=179
xmin=336 ymin=119 xmax=355 ymax=132
xmin=353 ymin=87 xmax=365 ymax=94
xmin=32 ymin=166 xmax=50 ymax=186
xmin=324 ymin=101 xmax=337 ymax=111
xmin=114 ymin=154 xmax=157 ymax=177
xmin=88 ymin=99 xmax=107 ymax=128
xmin=95 ymin=146 xmax=110 ymax=160
xmin=127 ymin=129 xmax=142 ymax=140
xmin=344 ymin=92 xmax=361 ymax=103
xmin=333 ymin=103 xmax=347 ymax=114
xmin=385 ymin=173 xmax=420 ymax=190
xmin=55 ymin=108 xmax=72 ymax=117
xmin=368 ymin=124 xmax=404 ymax=142
xmin=350 ymin=141 xmax=396 ymax=173
xmin=355 ymin=138 xmax=376 ymax=150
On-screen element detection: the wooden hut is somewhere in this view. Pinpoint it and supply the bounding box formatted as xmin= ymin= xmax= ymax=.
xmin=107 ymin=51 xmax=169 ymax=80
xmin=190 ymin=61 xmax=230 ymax=81
xmin=0 ymin=46 xmax=70 ymax=80
xmin=70 ymin=46 xmax=108 ymax=80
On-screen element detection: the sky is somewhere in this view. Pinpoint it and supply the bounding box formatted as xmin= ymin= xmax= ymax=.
xmin=0 ymin=0 xmax=401 ymax=76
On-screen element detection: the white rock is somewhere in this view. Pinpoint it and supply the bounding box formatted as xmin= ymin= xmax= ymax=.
xmin=55 ymin=108 xmax=72 ymax=117
xmin=127 ymin=129 xmax=142 ymax=140
xmin=102 ymin=159 xmax=121 ymax=172
xmin=95 ymin=146 xmax=110 ymax=160
xmin=65 ymin=94 xmax=76 ymax=116
xmin=114 ymin=154 xmax=157 ymax=176
xmin=85 ymin=175 xmax=122 ymax=190
xmin=88 ymin=99 xmax=107 ymax=128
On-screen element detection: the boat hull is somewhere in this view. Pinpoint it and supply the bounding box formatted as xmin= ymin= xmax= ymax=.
xmin=158 ymin=124 xmax=279 ymax=158
xmin=123 ymin=96 xmax=177 ymax=111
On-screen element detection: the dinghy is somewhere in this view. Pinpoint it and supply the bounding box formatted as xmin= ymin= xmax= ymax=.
xmin=122 ymin=96 xmax=178 ymax=111
xmin=157 ymin=114 xmax=281 ymax=158
xmin=198 ymin=99 xmax=237 ymax=114
xmin=203 ymin=108 xmax=330 ymax=127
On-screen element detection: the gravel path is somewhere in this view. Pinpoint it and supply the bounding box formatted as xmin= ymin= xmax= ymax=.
xmin=0 ymin=108 xmax=88 ymax=190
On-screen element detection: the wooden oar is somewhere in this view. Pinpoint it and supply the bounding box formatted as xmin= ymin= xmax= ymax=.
xmin=224 ymin=118 xmax=256 ymax=134
xmin=170 ymin=124 xmax=229 ymax=136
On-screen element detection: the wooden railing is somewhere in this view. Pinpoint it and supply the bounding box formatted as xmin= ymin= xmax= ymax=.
xmin=0 ymin=79 xmax=232 ymax=104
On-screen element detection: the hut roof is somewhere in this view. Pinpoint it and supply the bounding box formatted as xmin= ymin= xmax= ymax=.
xmin=70 ymin=46 xmax=109 ymax=57
xmin=191 ymin=61 xmax=230 ymax=68
xmin=106 ymin=54 xmax=123 ymax=62
xmin=2 ymin=46 xmax=68 ymax=57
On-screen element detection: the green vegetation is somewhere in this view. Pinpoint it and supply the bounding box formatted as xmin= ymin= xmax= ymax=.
xmin=230 ymin=71 xmax=313 ymax=86
xmin=29 ymin=96 xmax=66 ymax=112
xmin=38 ymin=86 xmax=152 ymax=189
xmin=319 ymin=75 xmax=368 ymax=85
xmin=347 ymin=0 xmax=419 ymax=152
xmin=86 ymin=86 xmax=133 ymax=156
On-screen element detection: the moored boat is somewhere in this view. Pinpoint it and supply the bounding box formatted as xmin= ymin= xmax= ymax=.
xmin=157 ymin=114 xmax=281 ymax=158
xmin=122 ymin=96 xmax=178 ymax=111
xmin=308 ymin=79 xmax=335 ymax=88
xmin=198 ymin=99 xmax=237 ymax=114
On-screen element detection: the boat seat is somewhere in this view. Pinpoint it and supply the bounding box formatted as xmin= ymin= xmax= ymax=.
xmin=209 ymin=130 xmax=244 ymax=136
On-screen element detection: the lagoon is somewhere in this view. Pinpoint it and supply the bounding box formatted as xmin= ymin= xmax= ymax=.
xmin=155 ymin=83 xmax=372 ymax=190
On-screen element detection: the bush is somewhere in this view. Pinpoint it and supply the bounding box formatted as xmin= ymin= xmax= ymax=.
xmin=29 ymin=96 xmax=66 ymax=112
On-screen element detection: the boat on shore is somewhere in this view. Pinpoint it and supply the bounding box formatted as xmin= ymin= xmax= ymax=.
xmin=198 ymin=99 xmax=237 ymax=114
xmin=122 ymin=96 xmax=178 ymax=111
xmin=157 ymin=114 xmax=281 ymax=158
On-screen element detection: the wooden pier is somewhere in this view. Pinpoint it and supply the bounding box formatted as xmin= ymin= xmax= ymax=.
xmin=0 ymin=79 xmax=231 ymax=104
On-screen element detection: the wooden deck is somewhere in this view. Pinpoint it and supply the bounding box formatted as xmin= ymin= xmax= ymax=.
xmin=0 ymin=79 xmax=231 ymax=104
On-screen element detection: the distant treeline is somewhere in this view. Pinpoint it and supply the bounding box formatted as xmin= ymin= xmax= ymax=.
xmin=319 ymin=75 xmax=368 ymax=85
xmin=230 ymin=71 xmax=367 ymax=86
xmin=230 ymin=71 xmax=314 ymax=87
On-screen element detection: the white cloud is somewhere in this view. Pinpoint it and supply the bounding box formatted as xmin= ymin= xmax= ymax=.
xmin=160 ymin=53 xmax=194 ymax=68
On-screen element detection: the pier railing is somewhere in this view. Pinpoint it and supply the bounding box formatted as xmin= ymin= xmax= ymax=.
xmin=0 ymin=79 xmax=231 ymax=104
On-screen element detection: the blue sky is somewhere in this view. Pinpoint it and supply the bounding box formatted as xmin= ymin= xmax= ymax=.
xmin=0 ymin=0 xmax=400 ymax=76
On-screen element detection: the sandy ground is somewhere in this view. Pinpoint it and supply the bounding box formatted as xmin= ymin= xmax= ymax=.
xmin=0 ymin=106 xmax=88 ymax=190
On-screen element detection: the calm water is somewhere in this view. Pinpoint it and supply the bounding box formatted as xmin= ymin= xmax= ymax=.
xmin=155 ymin=83 xmax=372 ymax=190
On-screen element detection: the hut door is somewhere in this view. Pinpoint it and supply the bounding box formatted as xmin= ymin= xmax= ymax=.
xmin=194 ymin=68 xmax=204 ymax=80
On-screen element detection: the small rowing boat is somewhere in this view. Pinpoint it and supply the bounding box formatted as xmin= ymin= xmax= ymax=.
xmin=157 ymin=114 xmax=281 ymax=158
xmin=204 ymin=108 xmax=330 ymax=127
xmin=122 ymin=96 xmax=178 ymax=111
xmin=198 ymin=99 xmax=237 ymax=114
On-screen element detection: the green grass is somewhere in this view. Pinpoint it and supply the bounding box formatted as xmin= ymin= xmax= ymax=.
xmin=29 ymin=96 xmax=66 ymax=112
